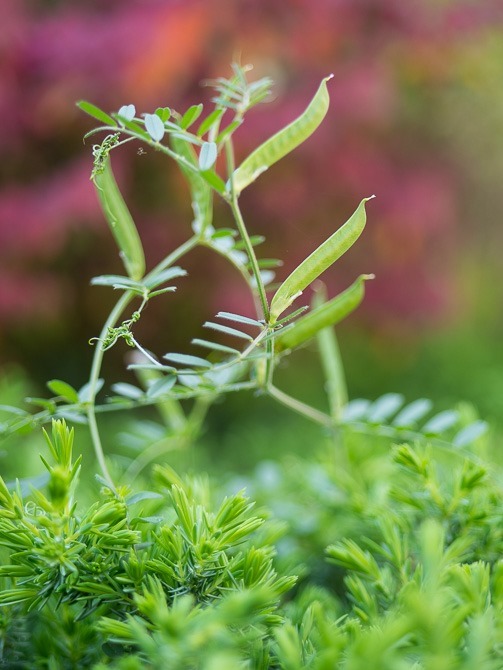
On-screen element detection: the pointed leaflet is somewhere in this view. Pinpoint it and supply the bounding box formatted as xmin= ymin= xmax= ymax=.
xmin=46 ymin=380 xmax=80 ymax=404
xmin=366 ymin=393 xmax=405 ymax=423
xmin=216 ymin=311 xmax=263 ymax=327
xmin=78 ymin=379 xmax=104 ymax=403
xmin=114 ymin=117 xmax=150 ymax=141
xmin=77 ymin=101 xmax=117 ymax=127
xmin=146 ymin=376 xmax=177 ymax=399
xmin=453 ymin=420 xmax=488 ymax=447
xmin=203 ymin=321 xmax=254 ymax=341
xmin=422 ymin=410 xmax=459 ymax=434
xmin=191 ymin=339 xmax=240 ymax=355
xmin=393 ymin=398 xmax=433 ymax=427
xmin=180 ymin=104 xmax=203 ymax=129
xmin=143 ymin=266 xmax=187 ymax=290
xmin=230 ymin=75 xmax=333 ymax=195
xmin=270 ymin=197 xmax=374 ymax=323
xmin=91 ymin=275 xmax=143 ymax=289
xmin=163 ymin=353 xmax=212 ymax=368
xmin=342 ymin=399 xmax=371 ymax=422
xmin=197 ymin=109 xmax=224 ymax=137
xmin=200 ymin=170 xmax=226 ymax=195
xmin=111 ymin=383 xmax=144 ymax=399
xmin=92 ymin=156 xmax=145 ymax=280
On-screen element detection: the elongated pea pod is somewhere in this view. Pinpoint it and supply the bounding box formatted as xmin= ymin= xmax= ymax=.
xmin=269 ymin=196 xmax=374 ymax=323
xmin=274 ymin=274 xmax=373 ymax=352
xmin=170 ymin=135 xmax=213 ymax=235
xmin=92 ymin=156 xmax=145 ymax=281
xmin=230 ymin=75 xmax=333 ymax=196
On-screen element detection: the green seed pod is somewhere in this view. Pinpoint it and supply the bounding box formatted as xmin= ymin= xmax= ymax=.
xmin=93 ymin=155 xmax=145 ymax=281
xmin=231 ymin=75 xmax=333 ymax=195
xmin=274 ymin=274 xmax=373 ymax=352
xmin=270 ymin=197 xmax=374 ymax=323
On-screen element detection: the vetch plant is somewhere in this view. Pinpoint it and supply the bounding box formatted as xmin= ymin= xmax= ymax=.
xmin=2 ymin=64 xmax=484 ymax=485
xmin=0 ymin=64 xmax=500 ymax=668
xmin=3 ymin=64 xmax=380 ymax=488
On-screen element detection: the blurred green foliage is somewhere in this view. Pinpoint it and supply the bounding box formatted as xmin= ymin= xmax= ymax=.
xmin=0 ymin=411 xmax=501 ymax=667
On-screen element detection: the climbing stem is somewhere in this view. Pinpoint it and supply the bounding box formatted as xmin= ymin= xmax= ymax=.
xmin=86 ymin=235 xmax=200 ymax=488
xmin=267 ymin=384 xmax=333 ymax=429
xmin=265 ymin=337 xmax=275 ymax=388
xmin=87 ymin=291 xmax=132 ymax=490
xmin=148 ymin=234 xmax=199 ymax=278
xmin=225 ymin=141 xmax=270 ymax=322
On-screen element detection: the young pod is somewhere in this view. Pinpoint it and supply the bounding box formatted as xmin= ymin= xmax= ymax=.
xmin=93 ymin=155 xmax=145 ymax=281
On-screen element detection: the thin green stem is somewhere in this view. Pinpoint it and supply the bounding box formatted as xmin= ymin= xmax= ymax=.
xmin=147 ymin=235 xmax=199 ymax=278
xmin=202 ymin=239 xmax=263 ymax=318
xmin=86 ymin=235 xmax=199 ymax=488
xmin=318 ymin=326 xmax=347 ymax=421
xmin=312 ymin=287 xmax=347 ymax=420
xmin=225 ymin=141 xmax=270 ymax=322
xmin=187 ymin=396 xmax=212 ymax=437
xmin=130 ymin=337 xmax=162 ymax=367
xmin=265 ymin=337 xmax=275 ymax=388
xmin=87 ymin=291 xmax=132 ymax=490
xmin=267 ymin=384 xmax=333 ymax=429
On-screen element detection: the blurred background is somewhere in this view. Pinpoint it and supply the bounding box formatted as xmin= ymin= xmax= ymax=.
xmin=1 ymin=0 xmax=503 ymax=457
